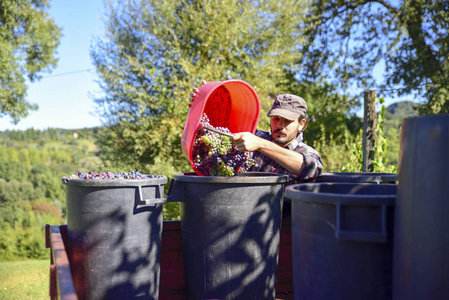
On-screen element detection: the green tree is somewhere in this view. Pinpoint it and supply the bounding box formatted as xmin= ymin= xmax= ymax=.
xmin=300 ymin=0 xmax=449 ymax=115
xmin=31 ymin=165 xmax=65 ymax=201
xmin=383 ymin=101 xmax=418 ymax=166
xmin=91 ymin=0 xmax=309 ymax=175
xmin=342 ymin=97 xmax=399 ymax=173
xmin=0 ymin=223 xmax=18 ymax=260
xmin=0 ymin=159 xmax=30 ymax=182
xmin=0 ymin=129 xmax=102 ymax=260
xmin=283 ymin=71 xmax=363 ymax=144
xmin=0 ymin=0 xmax=62 ymax=123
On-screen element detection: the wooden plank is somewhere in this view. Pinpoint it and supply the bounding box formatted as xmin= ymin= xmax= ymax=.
xmin=159 ymin=293 xmax=187 ymax=300
xmin=161 ymin=235 xmax=184 ymax=251
xmin=162 ymin=220 xmax=182 ymax=231
xmin=59 ymin=224 xmax=69 ymax=257
xmin=159 ymin=220 xmax=186 ymax=298
xmin=276 ymin=292 xmax=294 ymax=300
xmin=46 ymin=218 xmax=294 ymax=299
xmin=281 ymin=216 xmax=292 ymax=226
xmin=277 ymin=216 xmax=293 ymax=294
xmin=159 ymin=278 xmax=186 ymax=293
xmin=46 ymin=225 xmax=57 ymax=299
xmin=50 ymin=265 xmax=56 ymax=300
xmin=49 ymin=225 xmax=78 ymax=300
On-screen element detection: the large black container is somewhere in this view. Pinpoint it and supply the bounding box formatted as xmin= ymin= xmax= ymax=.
xmin=166 ymin=172 xmax=289 ymax=300
xmin=286 ymin=183 xmax=397 ymax=300
xmin=316 ymin=172 xmax=397 ymax=184
xmin=62 ymin=175 xmax=167 ymax=300
xmin=393 ymin=115 xmax=449 ymax=300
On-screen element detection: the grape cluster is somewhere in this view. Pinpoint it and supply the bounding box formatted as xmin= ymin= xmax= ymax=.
xmin=72 ymin=169 xmax=160 ymax=180
xmin=192 ymin=114 xmax=257 ymax=176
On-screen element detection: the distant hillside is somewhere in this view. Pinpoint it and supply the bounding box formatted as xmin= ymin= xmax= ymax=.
xmin=382 ymin=100 xmax=419 ymax=166
xmin=385 ymin=101 xmax=419 ymax=122
xmin=1 ymin=126 xmax=100 ymax=142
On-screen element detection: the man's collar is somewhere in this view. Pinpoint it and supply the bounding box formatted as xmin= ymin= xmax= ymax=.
xmin=286 ymin=132 xmax=303 ymax=150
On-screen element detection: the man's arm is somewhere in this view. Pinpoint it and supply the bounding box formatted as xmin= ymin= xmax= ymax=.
xmin=232 ymin=132 xmax=305 ymax=175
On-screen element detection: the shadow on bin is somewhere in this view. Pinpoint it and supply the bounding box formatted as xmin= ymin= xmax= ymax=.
xmin=167 ymin=172 xmax=289 ymax=300
xmin=62 ymin=176 xmax=167 ymax=300
xmin=286 ymin=182 xmax=396 ymax=300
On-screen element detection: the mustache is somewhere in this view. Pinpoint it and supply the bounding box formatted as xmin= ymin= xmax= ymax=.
xmin=273 ymin=129 xmax=284 ymax=134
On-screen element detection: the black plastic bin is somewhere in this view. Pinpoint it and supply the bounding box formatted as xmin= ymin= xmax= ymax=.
xmin=166 ymin=172 xmax=289 ymax=300
xmin=393 ymin=115 xmax=449 ymax=300
xmin=62 ymin=175 xmax=167 ymax=300
xmin=286 ymin=183 xmax=397 ymax=300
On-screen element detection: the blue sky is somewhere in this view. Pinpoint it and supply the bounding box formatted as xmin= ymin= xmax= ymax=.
xmin=0 ymin=0 xmax=410 ymax=131
xmin=0 ymin=0 xmax=105 ymax=131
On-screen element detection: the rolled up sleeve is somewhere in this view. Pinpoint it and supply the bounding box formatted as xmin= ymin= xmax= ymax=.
xmin=290 ymin=148 xmax=323 ymax=183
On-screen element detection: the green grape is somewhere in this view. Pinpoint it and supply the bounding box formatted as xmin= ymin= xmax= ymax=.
xmin=192 ymin=114 xmax=257 ymax=176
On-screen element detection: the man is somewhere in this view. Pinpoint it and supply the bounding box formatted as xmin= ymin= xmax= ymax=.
xmin=233 ymin=93 xmax=323 ymax=183
xmin=192 ymin=82 xmax=323 ymax=183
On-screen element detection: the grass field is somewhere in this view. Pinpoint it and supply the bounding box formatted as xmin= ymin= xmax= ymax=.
xmin=0 ymin=260 xmax=49 ymax=300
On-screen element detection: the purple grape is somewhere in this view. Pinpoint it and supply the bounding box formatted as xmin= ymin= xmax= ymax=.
xmin=192 ymin=114 xmax=257 ymax=176
xmin=72 ymin=169 xmax=162 ymax=179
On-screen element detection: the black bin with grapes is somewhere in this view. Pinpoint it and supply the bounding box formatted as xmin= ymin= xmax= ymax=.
xmin=62 ymin=172 xmax=167 ymax=300
xmin=166 ymin=172 xmax=289 ymax=300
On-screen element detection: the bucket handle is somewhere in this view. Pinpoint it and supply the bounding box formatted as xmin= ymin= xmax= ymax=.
xmin=335 ymin=204 xmax=388 ymax=243
xmin=135 ymin=185 xmax=168 ymax=208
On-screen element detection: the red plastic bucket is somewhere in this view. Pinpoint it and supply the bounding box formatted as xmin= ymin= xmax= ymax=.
xmin=181 ymin=80 xmax=260 ymax=175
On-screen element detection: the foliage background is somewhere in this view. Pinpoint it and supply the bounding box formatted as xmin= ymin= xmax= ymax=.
xmin=1 ymin=0 xmax=443 ymax=262
xmin=0 ymin=100 xmax=417 ymax=261
xmin=299 ymin=0 xmax=449 ymax=115
xmin=0 ymin=0 xmax=62 ymax=123
xmin=0 ymin=128 xmax=101 ymax=261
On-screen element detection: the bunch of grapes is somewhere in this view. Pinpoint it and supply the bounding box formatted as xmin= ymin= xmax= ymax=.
xmin=72 ymin=169 xmax=161 ymax=180
xmin=192 ymin=114 xmax=257 ymax=176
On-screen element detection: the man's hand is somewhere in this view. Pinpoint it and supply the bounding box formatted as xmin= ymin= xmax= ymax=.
xmin=232 ymin=132 xmax=263 ymax=152
xmin=234 ymin=131 xmax=306 ymax=175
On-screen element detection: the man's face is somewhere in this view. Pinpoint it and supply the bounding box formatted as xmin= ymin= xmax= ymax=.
xmin=270 ymin=116 xmax=304 ymax=146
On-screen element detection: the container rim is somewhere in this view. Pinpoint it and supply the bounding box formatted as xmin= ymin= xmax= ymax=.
xmin=285 ymin=182 xmax=396 ymax=206
xmin=316 ymin=172 xmax=398 ymax=183
xmin=173 ymin=172 xmax=289 ymax=184
xmin=318 ymin=172 xmax=397 ymax=177
xmin=62 ymin=175 xmax=168 ymax=187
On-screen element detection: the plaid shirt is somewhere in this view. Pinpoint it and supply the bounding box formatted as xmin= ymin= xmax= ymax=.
xmin=251 ymin=130 xmax=323 ymax=183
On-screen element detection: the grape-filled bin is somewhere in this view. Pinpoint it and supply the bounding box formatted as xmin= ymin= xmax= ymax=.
xmin=62 ymin=174 xmax=167 ymax=300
